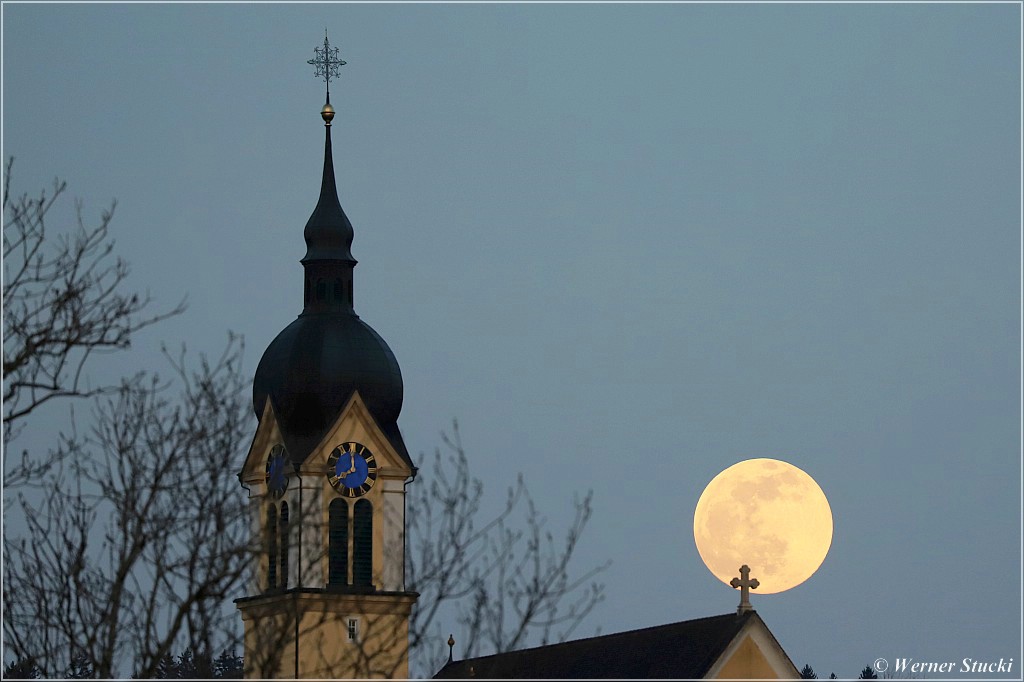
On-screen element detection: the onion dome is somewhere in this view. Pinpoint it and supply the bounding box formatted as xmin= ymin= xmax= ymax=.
xmin=252 ymin=96 xmax=410 ymax=466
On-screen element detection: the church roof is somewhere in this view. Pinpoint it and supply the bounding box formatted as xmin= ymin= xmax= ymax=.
xmin=434 ymin=611 xmax=762 ymax=679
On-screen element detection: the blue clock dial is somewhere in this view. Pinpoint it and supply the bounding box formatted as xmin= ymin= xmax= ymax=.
xmin=327 ymin=442 xmax=378 ymax=497
xmin=265 ymin=444 xmax=289 ymax=498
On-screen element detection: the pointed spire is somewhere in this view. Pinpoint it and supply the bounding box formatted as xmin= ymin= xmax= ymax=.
xmin=302 ymin=106 xmax=355 ymax=264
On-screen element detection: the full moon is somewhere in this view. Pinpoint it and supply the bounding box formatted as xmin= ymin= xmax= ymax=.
xmin=693 ymin=458 xmax=832 ymax=595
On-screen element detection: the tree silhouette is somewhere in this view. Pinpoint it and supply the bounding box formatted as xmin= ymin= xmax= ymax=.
xmin=860 ymin=664 xmax=880 ymax=679
xmin=3 ymin=167 xmax=608 ymax=679
xmin=801 ymin=663 xmax=818 ymax=679
xmin=2 ymin=158 xmax=184 ymax=447
xmin=406 ymin=424 xmax=607 ymax=675
xmin=212 ymin=650 xmax=244 ymax=678
xmin=3 ymin=335 xmax=250 ymax=678
xmin=2 ymin=658 xmax=41 ymax=679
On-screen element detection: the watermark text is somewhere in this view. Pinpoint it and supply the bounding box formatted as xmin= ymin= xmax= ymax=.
xmin=873 ymin=657 xmax=1014 ymax=675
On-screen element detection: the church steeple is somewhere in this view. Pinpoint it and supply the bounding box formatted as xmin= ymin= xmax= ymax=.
xmin=239 ymin=36 xmax=417 ymax=679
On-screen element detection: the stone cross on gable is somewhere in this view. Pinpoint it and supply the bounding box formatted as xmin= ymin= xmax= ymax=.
xmin=730 ymin=564 xmax=760 ymax=614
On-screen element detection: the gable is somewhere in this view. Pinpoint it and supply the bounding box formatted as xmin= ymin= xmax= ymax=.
xmin=301 ymin=390 xmax=412 ymax=479
xmin=705 ymin=613 xmax=800 ymax=679
xmin=239 ymin=397 xmax=286 ymax=486
xmin=239 ymin=391 xmax=414 ymax=490
xmin=710 ymin=634 xmax=779 ymax=679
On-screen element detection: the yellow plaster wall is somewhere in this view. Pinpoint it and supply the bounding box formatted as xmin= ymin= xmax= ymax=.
xmin=293 ymin=609 xmax=410 ymax=678
xmin=239 ymin=392 xmax=416 ymax=679
xmin=245 ymin=391 xmax=411 ymax=594
xmin=712 ymin=635 xmax=780 ymax=679
xmin=309 ymin=392 xmax=409 ymax=592
xmin=239 ymin=592 xmax=415 ymax=679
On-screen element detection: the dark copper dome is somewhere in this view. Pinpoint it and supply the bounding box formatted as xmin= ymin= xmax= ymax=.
xmin=252 ymin=313 xmax=404 ymax=463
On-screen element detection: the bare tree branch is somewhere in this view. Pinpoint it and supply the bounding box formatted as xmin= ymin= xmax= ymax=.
xmin=2 ymin=157 xmax=186 ymax=445
xmin=2 ymin=167 xmax=609 ymax=680
xmin=407 ymin=422 xmax=609 ymax=676
xmin=3 ymin=336 xmax=250 ymax=678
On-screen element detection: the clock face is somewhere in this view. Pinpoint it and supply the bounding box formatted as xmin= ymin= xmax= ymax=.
xmin=327 ymin=442 xmax=378 ymax=497
xmin=266 ymin=444 xmax=289 ymax=498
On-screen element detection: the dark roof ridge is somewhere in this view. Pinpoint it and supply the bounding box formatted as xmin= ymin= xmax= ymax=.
xmin=448 ymin=611 xmax=753 ymax=665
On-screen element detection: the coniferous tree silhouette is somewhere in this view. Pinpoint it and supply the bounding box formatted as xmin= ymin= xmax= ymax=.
xmin=3 ymin=659 xmax=41 ymax=679
xmin=65 ymin=653 xmax=94 ymax=678
xmin=213 ymin=649 xmax=244 ymax=678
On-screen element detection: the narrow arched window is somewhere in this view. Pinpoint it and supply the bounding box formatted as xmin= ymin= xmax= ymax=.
xmin=279 ymin=502 xmax=289 ymax=589
xmin=328 ymin=499 xmax=348 ymax=586
xmin=348 ymin=279 xmax=353 ymax=305
xmin=266 ymin=504 xmax=278 ymax=591
xmin=316 ymin=279 xmax=326 ymax=301
xmin=334 ymin=278 xmax=343 ymax=302
xmin=353 ymin=499 xmax=373 ymax=587
xmin=304 ymin=279 xmax=311 ymax=305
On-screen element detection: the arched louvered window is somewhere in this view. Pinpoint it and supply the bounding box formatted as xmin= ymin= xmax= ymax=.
xmin=316 ymin=279 xmax=326 ymax=301
xmin=353 ymin=500 xmax=373 ymax=587
xmin=304 ymin=279 xmax=310 ymax=305
xmin=279 ymin=502 xmax=289 ymax=589
xmin=347 ymin=279 xmax=353 ymax=305
xmin=328 ymin=499 xmax=349 ymax=586
xmin=334 ymin=278 xmax=343 ymax=302
xmin=266 ymin=504 xmax=278 ymax=591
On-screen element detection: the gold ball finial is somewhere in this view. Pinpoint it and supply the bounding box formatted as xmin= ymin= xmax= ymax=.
xmin=448 ymin=634 xmax=455 ymax=648
xmin=321 ymin=102 xmax=335 ymax=125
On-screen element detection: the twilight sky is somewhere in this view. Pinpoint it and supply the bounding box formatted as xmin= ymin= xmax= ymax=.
xmin=3 ymin=3 xmax=1020 ymax=678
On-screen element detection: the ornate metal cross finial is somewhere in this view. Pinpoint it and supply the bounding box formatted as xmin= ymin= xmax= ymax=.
xmin=308 ymin=29 xmax=346 ymax=99
xmin=730 ymin=564 xmax=760 ymax=615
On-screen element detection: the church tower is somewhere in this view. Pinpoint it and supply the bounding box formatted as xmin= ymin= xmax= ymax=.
xmin=236 ymin=36 xmax=417 ymax=679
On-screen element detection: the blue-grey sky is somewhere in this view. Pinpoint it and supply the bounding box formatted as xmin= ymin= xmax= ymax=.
xmin=4 ymin=3 xmax=1020 ymax=678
